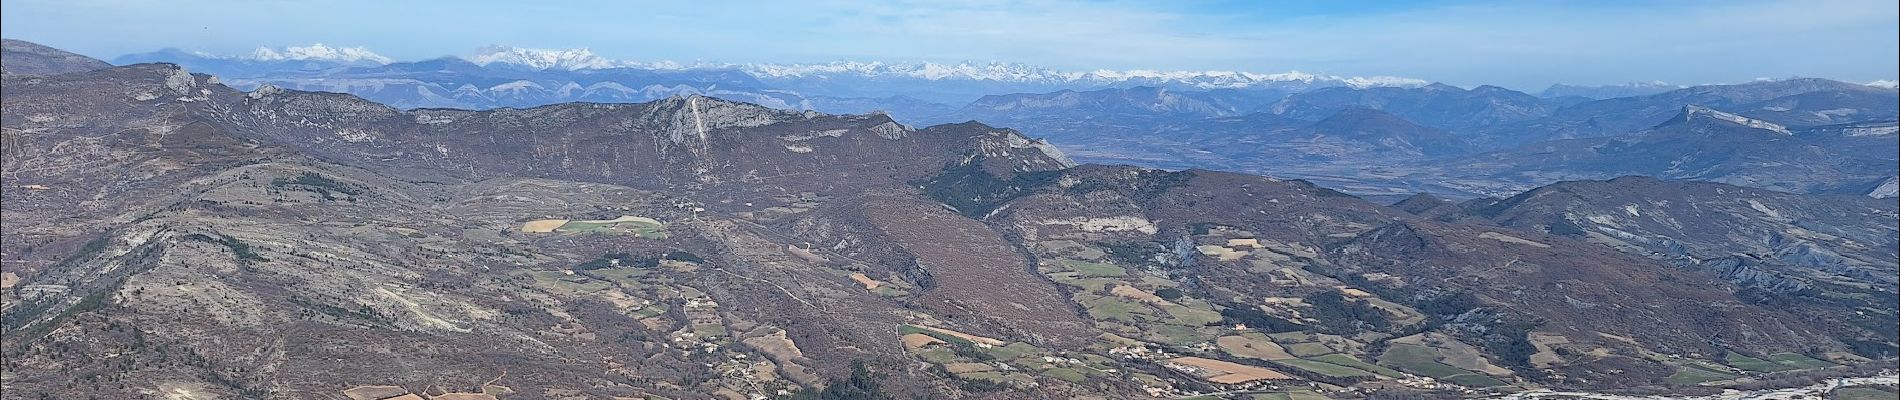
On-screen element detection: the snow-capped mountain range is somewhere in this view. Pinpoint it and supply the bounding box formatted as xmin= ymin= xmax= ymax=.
xmin=245 ymin=43 xmax=393 ymax=64
xmin=174 ymin=44 xmax=1427 ymax=89
xmin=139 ymin=44 xmax=1900 ymax=93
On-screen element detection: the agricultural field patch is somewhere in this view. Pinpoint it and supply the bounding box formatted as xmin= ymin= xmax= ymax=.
xmin=1378 ymin=344 xmax=1475 ymax=379
xmin=1217 ymin=333 xmax=1293 ymax=360
xmin=520 ymin=270 xmax=613 ymax=296
xmin=1442 ymin=373 xmax=1509 ymax=387
xmin=1764 ymin=353 xmax=1835 ymax=369
xmin=1286 ymin=342 xmax=1335 ymax=357
xmin=520 ymin=215 xmax=667 ymax=238
xmin=1390 ymin=333 xmax=1513 ymax=376
xmin=1146 ymin=323 xmax=1219 ymax=346
xmin=1041 ymin=367 xmax=1089 ymax=383
xmin=1061 ymin=259 xmax=1126 ymax=277
xmin=1035 ymin=240 xmax=1107 ymax=260
xmin=1308 ymin=354 xmax=1403 ymax=378
xmin=519 ymin=219 xmax=569 ymax=233
xmin=1077 ymin=293 xmax=1155 ymax=323
xmin=900 ymin=324 xmax=1005 ymax=346
xmin=1167 ymin=356 xmax=1296 ymax=384
xmin=1664 ymin=363 xmax=1738 ymax=385
xmin=1833 ymin=386 xmax=1900 ymax=400
xmin=1048 ymin=272 xmax=1119 ymax=292
xmin=1724 ymin=352 xmax=1799 ymax=373
xmin=849 ymin=272 xmax=880 ymax=290
xmin=1274 ymin=358 xmax=1377 ymax=378
xmin=1109 ymin=285 xmax=1163 ymax=303
xmin=1527 ymin=332 xmax=1572 ymax=368
xmin=1157 ymin=303 xmax=1224 ymax=326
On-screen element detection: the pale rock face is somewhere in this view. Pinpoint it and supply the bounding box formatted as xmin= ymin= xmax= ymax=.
xmin=1682 ymin=105 xmax=1792 ymax=135
xmin=976 ymin=130 xmax=1076 ymax=170
xmin=247 ymin=84 xmax=284 ymax=100
xmin=335 ymin=129 xmax=375 ymax=143
xmin=164 ymin=67 xmax=196 ymax=95
xmin=1870 ymin=177 xmax=1898 ymax=198
xmin=1040 ymin=216 xmax=1159 ymax=234
xmin=871 ymin=122 xmax=908 ymax=140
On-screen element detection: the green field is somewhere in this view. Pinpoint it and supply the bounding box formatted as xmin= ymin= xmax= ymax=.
xmin=955 ymin=370 xmax=1031 ymax=386
xmin=1725 ymin=352 xmax=1799 ymax=373
xmin=1379 ymin=344 xmax=1473 ymax=379
xmin=1157 ymin=303 xmax=1224 ymax=325
xmin=915 ymin=347 xmax=958 ymax=363
xmin=1061 ymin=259 xmax=1126 ymax=277
xmin=692 ymin=323 xmax=727 ymax=338
xmin=1443 ymin=373 xmax=1509 ymax=387
xmin=1764 ymin=353 xmax=1835 ymax=369
xmin=1665 ymin=363 xmax=1738 ymax=386
xmin=1040 ymin=367 xmax=1089 ymax=383
xmin=1275 ymin=358 xmax=1376 ymax=378
xmin=1078 ymin=294 xmax=1154 ymax=322
xmin=984 ymin=342 xmax=1044 ymax=361
xmin=591 ymin=267 xmax=650 ymax=284
xmin=1286 ymin=342 xmax=1334 ymax=357
xmin=1048 ymin=273 xmax=1118 ymax=291
xmin=1310 ymin=353 xmax=1405 ymax=378
xmin=1147 ymin=323 xmax=1218 ymax=346
xmin=630 ymin=304 xmax=668 ymax=319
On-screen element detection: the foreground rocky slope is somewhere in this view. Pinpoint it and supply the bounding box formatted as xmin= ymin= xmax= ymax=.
xmin=0 ymin=39 xmax=111 ymax=76
xmin=1405 ymin=177 xmax=1899 ymax=358
xmin=2 ymin=52 xmax=1895 ymax=399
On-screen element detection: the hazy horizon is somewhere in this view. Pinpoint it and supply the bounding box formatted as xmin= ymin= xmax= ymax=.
xmin=4 ymin=0 xmax=1896 ymax=91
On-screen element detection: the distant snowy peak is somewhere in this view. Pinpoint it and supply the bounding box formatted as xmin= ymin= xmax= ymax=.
xmin=467 ymin=45 xmax=619 ymax=70
xmin=246 ymin=43 xmax=390 ymax=64
xmin=1868 ymin=79 xmax=1898 ymax=89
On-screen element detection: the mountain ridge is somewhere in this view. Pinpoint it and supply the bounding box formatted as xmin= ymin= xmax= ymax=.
xmin=6 ymin=41 xmax=1898 ymax=398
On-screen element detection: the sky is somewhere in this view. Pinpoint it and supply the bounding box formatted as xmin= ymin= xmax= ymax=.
xmin=3 ymin=0 xmax=1895 ymax=90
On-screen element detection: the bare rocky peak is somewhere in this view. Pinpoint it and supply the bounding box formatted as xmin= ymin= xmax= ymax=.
xmin=636 ymin=94 xmax=808 ymax=145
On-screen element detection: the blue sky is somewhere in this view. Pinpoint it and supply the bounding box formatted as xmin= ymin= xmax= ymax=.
xmin=3 ymin=0 xmax=1895 ymax=90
